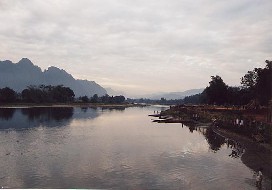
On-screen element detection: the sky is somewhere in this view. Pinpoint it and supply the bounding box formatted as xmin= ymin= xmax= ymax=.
xmin=0 ymin=0 xmax=271 ymax=97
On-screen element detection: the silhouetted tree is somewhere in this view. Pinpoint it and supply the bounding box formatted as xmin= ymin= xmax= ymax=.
xmin=160 ymin=97 xmax=166 ymax=103
xmin=51 ymin=85 xmax=75 ymax=103
xmin=226 ymin=87 xmax=241 ymax=105
xmin=0 ymin=87 xmax=17 ymax=103
xmin=183 ymin=93 xmax=202 ymax=104
xmin=101 ymin=94 xmax=110 ymax=103
xmin=79 ymin=96 xmax=89 ymax=103
xmin=113 ymin=95 xmax=126 ymax=104
xmin=241 ymin=60 xmax=272 ymax=105
xmin=90 ymin=94 xmax=99 ymax=103
xmin=21 ymin=85 xmax=74 ymax=103
xmin=255 ymin=60 xmax=272 ymax=104
xmin=204 ymin=75 xmax=228 ymax=105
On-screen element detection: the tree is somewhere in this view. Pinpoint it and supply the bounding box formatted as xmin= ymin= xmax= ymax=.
xmin=113 ymin=95 xmax=126 ymax=104
xmin=240 ymin=60 xmax=272 ymax=105
xmin=226 ymin=87 xmax=241 ymax=105
xmin=79 ymin=96 xmax=89 ymax=103
xmin=21 ymin=86 xmax=45 ymax=103
xmin=21 ymin=85 xmax=75 ymax=103
xmin=183 ymin=93 xmax=202 ymax=104
xmin=241 ymin=70 xmax=259 ymax=90
xmin=255 ymin=60 xmax=272 ymax=104
xmin=90 ymin=94 xmax=99 ymax=103
xmin=0 ymin=87 xmax=17 ymax=103
xmin=52 ymin=85 xmax=75 ymax=103
xmin=101 ymin=94 xmax=110 ymax=103
xmin=204 ymin=75 xmax=228 ymax=105
xmin=21 ymin=88 xmax=31 ymax=102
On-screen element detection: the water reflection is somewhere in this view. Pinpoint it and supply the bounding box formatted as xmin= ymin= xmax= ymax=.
xmin=179 ymin=124 xmax=271 ymax=189
xmin=184 ymin=124 xmax=245 ymax=158
xmin=21 ymin=107 xmax=74 ymax=121
xmin=203 ymin=127 xmax=226 ymax=152
xmin=0 ymin=108 xmax=15 ymax=120
xmin=188 ymin=125 xmax=195 ymax=133
xmin=226 ymin=139 xmax=245 ymax=158
xmin=208 ymin=127 xmax=271 ymax=185
xmin=0 ymin=107 xmax=130 ymax=130
xmin=80 ymin=107 xmax=89 ymax=112
xmin=189 ymin=125 xmax=245 ymax=158
xmin=0 ymin=107 xmax=102 ymax=130
xmin=183 ymin=124 xmax=271 ymax=186
xmin=101 ymin=107 xmax=126 ymax=111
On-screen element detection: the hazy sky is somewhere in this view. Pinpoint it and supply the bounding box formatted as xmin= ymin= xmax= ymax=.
xmin=0 ymin=0 xmax=271 ymax=97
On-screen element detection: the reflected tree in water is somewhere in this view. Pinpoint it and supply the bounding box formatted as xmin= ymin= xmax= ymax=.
xmin=189 ymin=125 xmax=196 ymax=133
xmin=21 ymin=107 xmax=74 ymax=122
xmin=201 ymin=127 xmax=245 ymax=157
xmin=204 ymin=128 xmax=225 ymax=152
xmin=0 ymin=108 xmax=15 ymax=120
xmin=226 ymin=139 xmax=244 ymax=158
xmin=101 ymin=107 xmax=126 ymax=112
xmin=0 ymin=107 xmax=103 ymax=130
xmin=184 ymin=123 xmax=197 ymax=133
xmin=81 ymin=107 xmax=88 ymax=113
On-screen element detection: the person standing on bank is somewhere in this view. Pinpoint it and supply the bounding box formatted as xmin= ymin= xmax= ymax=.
xmin=256 ymin=167 xmax=263 ymax=188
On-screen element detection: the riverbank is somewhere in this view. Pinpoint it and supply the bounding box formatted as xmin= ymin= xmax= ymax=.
xmin=158 ymin=105 xmax=272 ymax=143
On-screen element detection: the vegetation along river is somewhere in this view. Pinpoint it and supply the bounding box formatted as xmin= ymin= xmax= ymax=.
xmin=0 ymin=106 xmax=271 ymax=189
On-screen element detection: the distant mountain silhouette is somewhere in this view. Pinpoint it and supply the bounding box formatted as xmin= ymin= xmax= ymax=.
xmin=146 ymin=88 xmax=204 ymax=100
xmin=105 ymin=87 xmax=125 ymax=96
xmin=0 ymin=58 xmax=107 ymax=97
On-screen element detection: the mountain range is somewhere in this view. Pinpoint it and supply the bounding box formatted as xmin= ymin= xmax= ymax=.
xmin=0 ymin=58 xmax=107 ymax=97
xmin=143 ymin=88 xmax=204 ymax=100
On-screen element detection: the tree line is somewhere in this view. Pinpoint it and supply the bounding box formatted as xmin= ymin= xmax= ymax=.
xmin=184 ymin=60 xmax=271 ymax=106
xmin=127 ymin=97 xmax=183 ymax=105
xmin=78 ymin=94 xmax=126 ymax=104
xmin=0 ymin=85 xmax=126 ymax=104
xmin=0 ymin=85 xmax=75 ymax=103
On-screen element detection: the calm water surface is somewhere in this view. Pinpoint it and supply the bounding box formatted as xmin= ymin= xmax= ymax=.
xmin=0 ymin=106 xmax=270 ymax=189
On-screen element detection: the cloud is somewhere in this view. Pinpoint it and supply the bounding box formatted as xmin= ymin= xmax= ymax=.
xmin=0 ymin=0 xmax=271 ymax=96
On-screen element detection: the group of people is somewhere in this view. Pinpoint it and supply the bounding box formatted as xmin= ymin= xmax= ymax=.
xmin=192 ymin=113 xmax=199 ymax=120
xmin=234 ymin=118 xmax=244 ymax=127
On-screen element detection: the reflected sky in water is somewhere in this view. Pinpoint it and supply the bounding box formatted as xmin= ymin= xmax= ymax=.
xmin=0 ymin=106 xmax=270 ymax=189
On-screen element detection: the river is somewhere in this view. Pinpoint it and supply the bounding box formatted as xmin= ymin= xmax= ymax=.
xmin=0 ymin=106 xmax=270 ymax=189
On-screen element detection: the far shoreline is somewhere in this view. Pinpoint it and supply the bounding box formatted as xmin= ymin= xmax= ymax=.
xmin=0 ymin=102 xmax=151 ymax=109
